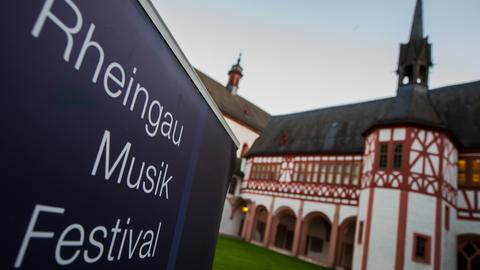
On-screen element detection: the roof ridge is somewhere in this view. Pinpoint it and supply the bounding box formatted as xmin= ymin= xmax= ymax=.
xmin=273 ymin=96 xmax=395 ymax=118
xmin=430 ymin=79 xmax=480 ymax=92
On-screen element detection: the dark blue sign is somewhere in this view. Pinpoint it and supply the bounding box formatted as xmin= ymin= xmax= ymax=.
xmin=0 ymin=0 xmax=237 ymax=269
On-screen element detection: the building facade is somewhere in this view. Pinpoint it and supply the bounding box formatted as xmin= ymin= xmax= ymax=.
xmin=195 ymin=57 xmax=271 ymax=237
xmin=232 ymin=1 xmax=480 ymax=270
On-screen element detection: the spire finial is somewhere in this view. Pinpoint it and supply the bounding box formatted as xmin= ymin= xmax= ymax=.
xmin=410 ymin=0 xmax=424 ymax=40
xmin=237 ymin=51 xmax=242 ymax=65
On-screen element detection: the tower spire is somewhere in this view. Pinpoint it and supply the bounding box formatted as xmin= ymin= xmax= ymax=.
xmin=226 ymin=53 xmax=244 ymax=95
xmin=410 ymin=0 xmax=423 ymax=40
xmin=396 ymin=0 xmax=431 ymax=89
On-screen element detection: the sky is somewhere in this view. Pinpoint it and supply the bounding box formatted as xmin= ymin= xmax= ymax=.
xmin=152 ymin=0 xmax=479 ymax=115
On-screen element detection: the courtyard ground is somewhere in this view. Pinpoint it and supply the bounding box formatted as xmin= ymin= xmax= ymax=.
xmin=212 ymin=236 xmax=328 ymax=270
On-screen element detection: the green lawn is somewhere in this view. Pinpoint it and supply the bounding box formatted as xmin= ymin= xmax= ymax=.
xmin=212 ymin=236 xmax=328 ymax=270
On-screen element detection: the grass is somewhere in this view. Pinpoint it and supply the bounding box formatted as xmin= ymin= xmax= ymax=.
xmin=212 ymin=236 xmax=328 ymax=270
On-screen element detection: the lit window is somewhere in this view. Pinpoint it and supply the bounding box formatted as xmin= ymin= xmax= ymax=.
xmin=343 ymin=164 xmax=351 ymax=185
xmin=379 ymin=143 xmax=389 ymax=170
xmin=336 ymin=164 xmax=343 ymax=184
xmin=413 ymin=234 xmax=431 ymax=264
xmin=393 ymin=143 xmax=403 ymax=169
xmin=458 ymin=159 xmax=466 ymax=187
xmin=472 ymin=159 xmax=480 ymax=186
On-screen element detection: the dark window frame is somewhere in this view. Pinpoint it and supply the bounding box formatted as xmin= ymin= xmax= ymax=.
xmin=379 ymin=143 xmax=389 ymax=170
xmin=392 ymin=143 xmax=403 ymax=170
xmin=412 ymin=233 xmax=431 ymax=265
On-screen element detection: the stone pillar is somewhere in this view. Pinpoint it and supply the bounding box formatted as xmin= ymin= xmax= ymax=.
xmin=298 ymin=218 xmax=310 ymax=257
xmin=263 ymin=197 xmax=275 ymax=247
xmin=245 ymin=202 xmax=256 ymax=242
xmin=327 ymin=204 xmax=340 ymax=267
xmin=269 ymin=216 xmax=279 ymax=247
xmin=291 ymin=201 xmax=304 ymax=256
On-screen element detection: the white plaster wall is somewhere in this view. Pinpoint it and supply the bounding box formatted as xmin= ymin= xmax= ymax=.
xmin=456 ymin=218 xmax=480 ymax=235
xmin=302 ymin=201 xmax=335 ymax=222
xmin=224 ymin=116 xmax=259 ymax=157
xmin=339 ymin=205 xmax=358 ymax=224
xmin=367 ymin=189 xmax=400 ymax=270
xmin=219 ymin=200 xmax=244 ymax=236
xmin=404 ymin=193 xmax=436 ymax=270
xmin=241 ymin=193 xmax=273 ymax=210
xmin=273 ymin=197 xmax=301 ymax=214
xmin=352 ymin=188 xmax=370 ymax=270
xmin=442 ymin=202 xmax=456 ymax=270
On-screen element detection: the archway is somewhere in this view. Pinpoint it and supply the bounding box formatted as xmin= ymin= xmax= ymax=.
xmin=458 ymin=234 xmax=480 ymax=270
xmin=298 ymin=212 xmax=332 ymax=263
xmin=252 ymin=205 xmax=268 ymax=243
xmin=273 ymin=207 xmax=296 ymax=251
xmin=336 ymin=216 xmax=357 ymax=270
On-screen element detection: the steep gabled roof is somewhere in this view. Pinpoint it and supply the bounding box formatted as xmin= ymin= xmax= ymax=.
xmin=247 ymin=80 xmax=480 ymax=156
xmin=195 ymin=69 xmax=271 ymax=133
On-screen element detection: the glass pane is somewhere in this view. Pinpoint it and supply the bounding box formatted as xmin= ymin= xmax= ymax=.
xmin=336 ymin=165 xmax=343 ymax=184
xmin=344 ymin=164 xmax=351 ymax=185
xmin=458 ymin=159 xmax=466 ymax=172
xmin=393 ymin=143 xmax=403 ymax=169
xmin=473 ymin=160 xmax=480 ymax=185
xmin=320 ymin=164 xmax=326 ymax=183
xmin=328 ymin=164 xmax=334 ymax=184
xmin=379 ymin=143 xmax=388 ymax=169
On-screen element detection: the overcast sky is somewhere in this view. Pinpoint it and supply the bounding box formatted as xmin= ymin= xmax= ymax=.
xmin=152 ymin=0 xmax=479 ymax=115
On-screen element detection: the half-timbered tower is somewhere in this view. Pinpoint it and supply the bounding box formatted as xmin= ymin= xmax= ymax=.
xmin=235 ymin=1 xmax=480 ymax=269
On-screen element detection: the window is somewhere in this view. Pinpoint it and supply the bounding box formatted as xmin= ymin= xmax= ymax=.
xmin=458 ymin=159 xmax=467 ymax=187
xmin=327 ymin=164 xmax=335 ymax=184
xmin=313 ymin=163 xmax=319 ymax=183
xmin=320 ymin=164 xmax=327 ymax=183
xmin=393 ymin=143 xmax=403 ymax=169
xmin=335 ymin=164 xmax=343 ymax=184
xmin=250 ymin=163 xmax=280 ymax=181
xmin=299 ymin=163 xmax=306 ymax=182
xmin=343 ymin=164 xmax=351 ymax=185
xmin=357 ymin=221 xmax=364 ymax=244
xmin=228 ymin=179 xmax=237 ymax=195
xmin=412 ymin=233 xmax=431 ymax=264
xmin=473 ymin=159 xmax=480 ymax=186
xmin=445 ymin=206 xmax=450 ymax=231
xmin=293 ymin=163 xmax=300 ymax=182
xmin=379 ymin=143 xmax=389 ymax=170
xmin=352 ymin=162 xmax=360 ymax=186
xmin=306 ymin=163 xmax=313 ymax=182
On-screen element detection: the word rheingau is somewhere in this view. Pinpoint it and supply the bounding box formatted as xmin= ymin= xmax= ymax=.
xmin=32 ymin=0 xmax=184 ymax=147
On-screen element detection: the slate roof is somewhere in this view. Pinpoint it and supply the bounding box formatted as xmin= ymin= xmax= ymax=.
xmin=247 ymin=80 xmax=480 ymax=156
xmin=195 ymin=69 xmax=271 ymax=133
